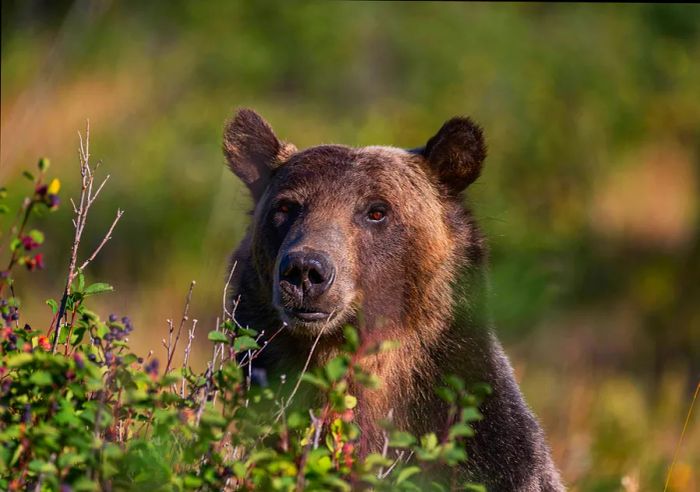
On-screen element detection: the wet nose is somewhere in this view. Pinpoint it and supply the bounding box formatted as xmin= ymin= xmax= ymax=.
xmin=279 ymin=250 xmax=335 ymax=300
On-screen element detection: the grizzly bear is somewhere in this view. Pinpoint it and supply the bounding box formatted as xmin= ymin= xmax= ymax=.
xmin=223 ymin=109 xmax=564 ymax=491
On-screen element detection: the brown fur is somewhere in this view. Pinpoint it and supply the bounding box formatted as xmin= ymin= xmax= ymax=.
xmin=222 ymin=109 xmax=565 ymax=491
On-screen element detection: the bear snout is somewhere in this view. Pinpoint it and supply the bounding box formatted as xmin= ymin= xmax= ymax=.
xmin=277 ymin=250 xmax=336 ymax=321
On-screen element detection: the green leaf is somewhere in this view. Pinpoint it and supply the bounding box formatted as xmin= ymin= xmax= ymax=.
xmin=207 ymin=330 xmax=229 ymax=343
xmin=84 ymin=282 xmax=113 ymax=296
xmin=28 ymin=459 xmax=57 ymax=474
xmin=9 ymin=238 xmax=21 ymax=252
xmin=29 ymin=370 xmax=53 ymax=386
xmin=300 ymin=373 xmax=329 ymax=389
xmin=183 ymin=475 xmax=203 ymax=487
xmin=46 ymin=298 xmax=59 ymax=314
xmin=58 ymin=452 xmax=86 ymax=469
xmin=23 ymin=170 xmax=35 ymax=181
xmin=435 ymin=386 xmax=455 ymax=403
xmin=442 ymin=445 xmax=468 ymax=464
xmin=286 ymin=411 xmax=307 ymax=429
xmin=389 ymin=431 xmax=416 ymax=448
xmin=122 ymin=354 xmax=138 ymax=365
xmin=420 ymin=432 xmax=438 ymax=451
xmin=448 ymin=422 xmax=474 ymax=439
xmin=462 ymin=407 xmax=483 ymax=422
xmin=0 ymin=204 xmax=9 ymax=214
xmin=470 ymin=382 xmax=492 ymax=397
xmin=71 ymin=326 xmax=87 ymax=346
xmin=444 ymin=375 xmax=465 ymax=392
xmin=343 ymin=325 xmax=359 ymax=351
xmin=233 ymin=461 xmax=247 ymax=479
xmin=324 ymin=355 xmax=349 ymax=382
xmin=233 ymin=335 xmax=259 ymax=352
xmin=396 ymin=465 xmax=421 ymax=484
xmin=6 ymin=353 xmax=33 ymax=368
xmin=38 ymin=157 xmax=50 ymax=171
xmin=95 ymin=323 xmax=109 ymax=339
xmin=28 ymin=229 xmax=44 ymax=244
xmin=75 ymin=271 xmax=85 ymax=293
xmin=72 ymin=477 xmax=99 ymax=491
xmin=237 ymin=326 xmax=258 ymax=337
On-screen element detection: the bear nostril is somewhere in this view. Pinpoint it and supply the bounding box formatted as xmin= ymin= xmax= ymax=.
xmin=284 ymin=265 xmax=302 ymax=287
xmin=279 ymin=250 xmax=335 ymax=299
xmin=307 ymin=268 xmax=324 ymax=285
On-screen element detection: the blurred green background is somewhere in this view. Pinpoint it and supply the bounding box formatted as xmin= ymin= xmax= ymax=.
xmin=1 ymin=2 xmax=699 ymax=490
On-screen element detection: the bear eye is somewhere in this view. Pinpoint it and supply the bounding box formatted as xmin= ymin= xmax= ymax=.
xmin=368 ymin=209 xmax=385 ymax=221
xmin=274 ymin=200 xmax=295 ymax=215
xmin=366 ymin=204 xmax=388 ymax=223
xmin=271 ymin=200 xmax=300 ymax=227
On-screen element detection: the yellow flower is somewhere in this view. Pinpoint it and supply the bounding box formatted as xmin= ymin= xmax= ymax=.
xmin=47 ymin=178 xmax=61 ymax=195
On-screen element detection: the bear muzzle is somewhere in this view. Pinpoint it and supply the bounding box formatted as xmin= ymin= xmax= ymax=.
xmin=277 ymin=249 xmax=336 ymax=323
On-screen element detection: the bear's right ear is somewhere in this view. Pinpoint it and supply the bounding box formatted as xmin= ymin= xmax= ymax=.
xmin=223 ymin=109 xmax=297 ymax=201
xmin=419 ymin=117 xmax=487 ymax=195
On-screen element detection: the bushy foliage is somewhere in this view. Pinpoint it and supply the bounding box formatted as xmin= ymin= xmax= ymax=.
xmin=0 ymin=155 xmax=488 ymax=491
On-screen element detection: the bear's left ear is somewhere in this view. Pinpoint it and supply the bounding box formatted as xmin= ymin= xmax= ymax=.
xmin=419 ymin=117 xmax=486 ymax=195
xmin=223 ymin=108 xmax=297 ymax=201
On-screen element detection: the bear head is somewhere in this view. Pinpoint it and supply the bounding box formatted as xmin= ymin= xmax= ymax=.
xmin=223 ymin=109 xmax=487 ymax=343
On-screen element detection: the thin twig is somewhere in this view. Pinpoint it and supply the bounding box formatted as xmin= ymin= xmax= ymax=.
xmin=223 ymin=261 xmax=236 ymax=320
xmin=664 ymin=380 xmax=700 ymax=492
xmin=164 ymin=319 xmax=174 ymax=359
xmin=378 ymin=450 xmax=410 ymax=480
xmin=274 ymin=314 xmax=332 ymax=424
xmin=88 ymin=174 xmax=110 ymax=206
xmin=376 ymin=409 xmax=394 ymax=479
xmin=310 ymin=409 xmax=323 ymax=450
xmin=165 ymin=280 xmax=196 ymax=374
xmin=78 ymin=208 xmax=123 ymax=271
xmin=237 ymin=323 xmax=286 ymax=368
xmin=181 ymin=318 xmax=198 ymax=398
xmin=195 ymin=316 xmax=223 ymax=425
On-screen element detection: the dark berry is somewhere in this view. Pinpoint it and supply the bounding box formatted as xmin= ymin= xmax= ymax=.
xmin=47 ymin=194 xmax=60 ymax=209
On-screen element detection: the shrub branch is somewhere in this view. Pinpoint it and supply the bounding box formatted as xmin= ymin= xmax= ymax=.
xmin=51 ymin=122 xmax=123 ymax=353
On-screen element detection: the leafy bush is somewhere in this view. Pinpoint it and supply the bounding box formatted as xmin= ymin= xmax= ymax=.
xmin=0 ymin=136 xmax=487 ymax=491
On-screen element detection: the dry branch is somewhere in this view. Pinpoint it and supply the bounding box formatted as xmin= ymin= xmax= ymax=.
xmin=51 ymin=122 xmax=123 ymax=353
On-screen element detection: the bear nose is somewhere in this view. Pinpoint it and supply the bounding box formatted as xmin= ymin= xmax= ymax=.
xmin=279 ymin=250 xmax=335 ymax=300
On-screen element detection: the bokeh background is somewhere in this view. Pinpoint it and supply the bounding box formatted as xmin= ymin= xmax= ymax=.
xmin=1 ymin=2 xmax=699 ymax=490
